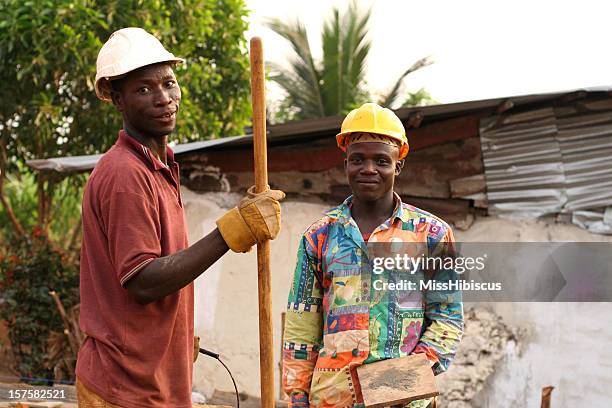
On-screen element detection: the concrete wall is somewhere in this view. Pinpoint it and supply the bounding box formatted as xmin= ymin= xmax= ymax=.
xmin=456 ymin=219 xmax=612 ymax=408
xmin=183 ymin=188 xmax=612 ymax=407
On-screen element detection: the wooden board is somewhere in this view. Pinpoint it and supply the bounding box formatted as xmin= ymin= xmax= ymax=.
xmin=356 ymin=354 xmax=438 ymax=408
xmin=450 ymin=174 xmax=486 ymax=198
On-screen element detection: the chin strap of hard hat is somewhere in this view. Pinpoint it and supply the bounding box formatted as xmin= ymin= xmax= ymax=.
xmin=199 ymin=347 xmax=240 ymax=408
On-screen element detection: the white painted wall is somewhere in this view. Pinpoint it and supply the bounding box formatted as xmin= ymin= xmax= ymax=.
xmin=183 ymin=188 xmax=612 ymax=406
xmin=455 ymin=218 xmax=612 ymax=408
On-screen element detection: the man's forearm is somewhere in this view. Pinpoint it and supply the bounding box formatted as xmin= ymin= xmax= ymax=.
xmin=415 ymin=310 xmax=463 ymax=374
xmin=125 ymin=228 xmax=229 ymax=304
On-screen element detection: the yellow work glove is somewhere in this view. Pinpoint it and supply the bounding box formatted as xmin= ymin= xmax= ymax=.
xmin=216 ymin=186 xmax=285 ymax=253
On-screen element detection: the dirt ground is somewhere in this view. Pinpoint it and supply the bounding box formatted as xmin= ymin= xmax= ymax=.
xmin=0 ymin=403 xmax=228 ymax=408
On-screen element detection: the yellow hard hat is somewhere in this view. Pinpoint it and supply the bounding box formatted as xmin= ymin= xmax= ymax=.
xmin=95 ymin=27 xmax=185 ymax=102
xmin=336 ymin=103 xmax=409 ymax=159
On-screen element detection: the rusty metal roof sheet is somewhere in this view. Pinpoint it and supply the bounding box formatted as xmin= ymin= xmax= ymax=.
xmin=480 ymin=107 xmax=566 ymax=217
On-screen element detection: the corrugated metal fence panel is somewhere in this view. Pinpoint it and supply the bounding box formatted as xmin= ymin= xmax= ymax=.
xmin=480 ymin=107 xmax=566 ymax=217
xmin=555 ymin=107 xmax=612 ymax=211
xmin=572 ymin=210 xmax=612 ymax=234
xmin=480 ymin=99 xmax=612 ymax=230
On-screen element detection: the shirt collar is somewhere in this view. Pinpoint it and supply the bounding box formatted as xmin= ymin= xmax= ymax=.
xmin=329 ymin=192 xmax=404 ymax=225
xmin=116 ymin=129 xmax=176 ymax=171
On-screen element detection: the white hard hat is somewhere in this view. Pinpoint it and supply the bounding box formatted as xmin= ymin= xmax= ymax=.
xmin=95 ymin=27 xmax=185 ymax=102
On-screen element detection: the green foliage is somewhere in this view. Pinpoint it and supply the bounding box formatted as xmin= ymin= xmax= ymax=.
xmin=379 ymin=60 xmax=435 ymax=108
xmin=267 ymin=1 xmax=433 ymax=121
xmin=0 ymin=0 xmax=251 ymax=171
xmin=0 ymin=167 xmax=82 ymax=382
xmin=0 ymin=172 xmax=37 ymax=241
xmin=0 ymin=232 xmax=79 ymax=381
xmin=0 ymin=167 xmax=84 ymax=245
xmin=320 ymin=4 xmax=371 ymax=115
xmin=401 ymin=88 xmax=437 ymax=108
xmin=267 ymin=1 xmax=370 ymax=120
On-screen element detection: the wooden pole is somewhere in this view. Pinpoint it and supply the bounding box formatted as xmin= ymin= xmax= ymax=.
xmin=540 ymin=386 xmax=554 ymax=408
xmin=250 ymin=36 xmax=274 ymax=408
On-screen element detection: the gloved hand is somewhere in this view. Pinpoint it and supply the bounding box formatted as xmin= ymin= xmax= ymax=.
xmin=216 ymin=186 xmax=285 ymax=253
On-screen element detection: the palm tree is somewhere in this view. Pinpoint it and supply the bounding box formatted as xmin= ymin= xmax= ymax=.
xmin=266 ymin=1 xmax=434 ymax=121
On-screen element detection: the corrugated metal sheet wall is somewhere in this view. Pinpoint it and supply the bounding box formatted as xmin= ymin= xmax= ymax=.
xmin=480 ymin=99 xmax=612 ymax=233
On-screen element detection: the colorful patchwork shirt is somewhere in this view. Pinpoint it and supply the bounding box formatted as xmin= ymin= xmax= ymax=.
xmin=282 ymin=194 xmax=464 ymax=408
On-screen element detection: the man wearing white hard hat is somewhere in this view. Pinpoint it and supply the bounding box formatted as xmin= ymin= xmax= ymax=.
xmin=77 ymin=27 xmax=284 ymax=407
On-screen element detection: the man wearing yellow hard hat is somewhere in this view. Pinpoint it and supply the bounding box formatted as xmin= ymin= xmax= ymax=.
xmin=282 ymin=103 xmax=464 ymax=408
xmin=77 ymin=28 xmax=284 ymax=407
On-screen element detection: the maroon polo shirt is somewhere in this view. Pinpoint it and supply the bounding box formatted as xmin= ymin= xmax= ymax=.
xmin=76 ymin=130 xmax=193 ymax=408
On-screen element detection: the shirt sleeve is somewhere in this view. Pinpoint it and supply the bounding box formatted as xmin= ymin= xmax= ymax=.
xmin=413 ymin=226 xmax=464 ymax=375
xmin=282 ymin=234 xmax=324 ymax=407
xmin=101 ymin=190 xmax=161 ymax=287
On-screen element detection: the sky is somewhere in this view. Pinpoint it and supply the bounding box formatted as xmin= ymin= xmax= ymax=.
xmin=244 ymin=0 xmax=612 ymax=105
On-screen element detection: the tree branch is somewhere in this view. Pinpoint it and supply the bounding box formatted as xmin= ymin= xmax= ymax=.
xmin=66 ymin=213 xmax=82 ymax=263
xmin=37 ymin=172 xmax=46 ymax=228
xmin=0 ymin=135 xmax=25 ymax=238
xmin=45 ymin=177 xmax=55 ymax=228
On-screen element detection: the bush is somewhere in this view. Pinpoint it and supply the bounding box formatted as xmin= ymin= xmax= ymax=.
xmin=0 ymin=230 xmax=79 ymax=382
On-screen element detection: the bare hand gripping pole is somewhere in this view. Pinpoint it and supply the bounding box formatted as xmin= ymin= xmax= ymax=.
xmin=249 ymin=36 xmax=275 ymax=408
